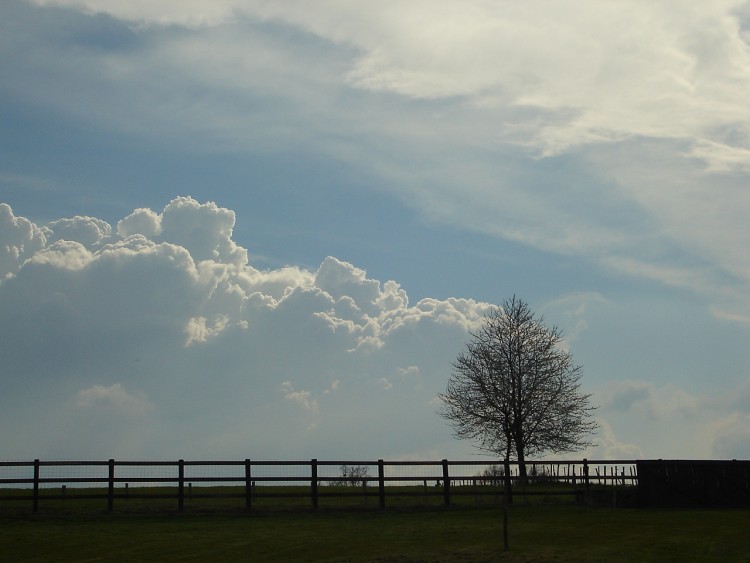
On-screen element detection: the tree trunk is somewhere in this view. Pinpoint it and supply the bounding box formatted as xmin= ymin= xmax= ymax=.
xmin=517 ymin=448 xmax=528 ymax=488
xmin=503 ymin=455 xmax=513 ymax=505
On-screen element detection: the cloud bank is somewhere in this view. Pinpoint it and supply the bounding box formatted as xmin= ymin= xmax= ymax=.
xmin=2 ymin=197 xmax=749 ymax=460
xmin=26 ymin=0 xmax=750 ymax=166
xmin=0 ymin=197 xmax=491 ymax=459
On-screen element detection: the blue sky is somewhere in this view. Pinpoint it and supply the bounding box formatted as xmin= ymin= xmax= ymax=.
xmin=2 ymin=0 xmax=750 ymax=461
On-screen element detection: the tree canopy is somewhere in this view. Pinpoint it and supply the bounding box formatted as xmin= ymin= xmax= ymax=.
xmin=439 ymin=296 xmax=597 ymax=479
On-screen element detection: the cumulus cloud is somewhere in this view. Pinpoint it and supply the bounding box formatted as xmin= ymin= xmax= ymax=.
xmin=281 ymin=381 xmax=319 ymax=415
xmin=184 ymin=315 xmax=231 ymax=346
xmin=0 ymin=202 xmax=46 ymax=279
xmin=399 ymin=366 xmax=420 ymax=378
xmin=117 ymin=207 xmax=162 ymax=239
xmin=588 ymin=419 xmax=644 ymax=460
xmin=0 ymin=198 xmax=493 ymax=458
xmin=28 ymin=240 xmax=93 ymax=271
xmin=118 ymin=196 xmax=248 ymax=267
xmin=378 ymin=378 xmax=393 ymax=391
xmin=46 ymin=215 xmax=112 ymax=247
xmin=2 ymin=198 xmax=748 ymax=460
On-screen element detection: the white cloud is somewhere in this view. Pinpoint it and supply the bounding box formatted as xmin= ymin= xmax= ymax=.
xmin=30 ymin=0 xmax=750 ymax=163
xmin=323 ymin=379 xmax=339 ymax=395
xmin=76 ymin=383 xmax=151 ymax=416
xmin=710 ymin=414 xmax=750 ymax=458
xmin=599 ymin=380 xmax=708 ymax=420
xmin=600 ymin=380 xmax=651 ymax=413
xmin=542 ymin=292 xmax=609 ymax=347
xmin=5 ymin=0 xmax=750 ymax=458
xmin=710 ymin=307 xmax=750 ymax=325
xmin=378 ymin=377 xmax=393 ymax=391
xmin=117 ymin=196 xmax=247 ymax=267
xmin=594 ymin=378 xmax=750 ymax=459
xmin=690 ymin=139 xmax=750 ymax=174
xmin=7 ymin=197 xmax=744 ymax=460
xmin=315 ymin=257 xmax=384 ymax=313
xmin=281 ymin=381 xmax=319 ymax=415
xmin=399 ymin=366 xmax=420 ymax=378
xmin=158 ymin=196 xmax=247 ymax=267
xmin=0 ymin=202 xmax=47 ymax=279
xmin=588 ymin=419 xmax=643 ymax=460
xmin=184 ymin=315 xmax=230 ymax=346
xmin=29 ymin=240 xmax=93 ymax=271
xmin=46 ymin=215 xmax=112 ymax=247
xmin=7 ymin=0 xmax=750 ymax=322
xmin=117 ymin=207 xmax=162 ymax=239
xmin=0 ymin=199 xmax=492 ymax=458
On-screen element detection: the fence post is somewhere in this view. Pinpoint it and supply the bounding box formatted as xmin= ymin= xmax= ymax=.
xmin=178 ymin=459 xmax=185 ymax=512
xmin=583 ymin=458 xmax=590 ymax=491
xmin=244 ymin=459 xmax=252 ymax=510
xmin=108 ymin=459 xmax=115 ymax=512
xmin=378 ymin=460 xmax=385 ymax=509
xmin=32 ymin=459 xmax=40 ymax=513
xmin=311 ymin=459 xmax=318 ymax=509
xmin=442 ymin=459 xmax=450 ymax=506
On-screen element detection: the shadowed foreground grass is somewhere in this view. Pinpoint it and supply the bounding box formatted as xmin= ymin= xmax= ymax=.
xmin=1 ymin=505 xmax=749 ymax=562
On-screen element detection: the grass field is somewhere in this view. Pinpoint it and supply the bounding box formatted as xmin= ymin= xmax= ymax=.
xmin=2 ymin=502 xmax=749 ymax=561
xmin=0 ymin=483 xmax=584 ymax=512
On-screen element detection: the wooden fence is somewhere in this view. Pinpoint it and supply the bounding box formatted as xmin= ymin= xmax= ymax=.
xmin=0 ymin=458 xmax=638 ymax=513
xmin=637 ymin=459 xmax=750 ymax=508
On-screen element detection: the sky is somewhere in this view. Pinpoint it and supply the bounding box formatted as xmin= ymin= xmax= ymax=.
xmin=2 ymin=0 xmax=750 ymax=462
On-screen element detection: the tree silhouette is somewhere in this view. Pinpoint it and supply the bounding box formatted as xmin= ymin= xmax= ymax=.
xmin=439 ymin=296 xmax=597 ymax=487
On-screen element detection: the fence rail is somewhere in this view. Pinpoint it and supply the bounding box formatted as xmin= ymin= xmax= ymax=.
xmin=0 ymin=458 xmax=638 ymax=513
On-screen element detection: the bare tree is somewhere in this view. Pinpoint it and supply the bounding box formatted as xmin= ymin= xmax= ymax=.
xmin=476 ymin=464 xmax=505 ymax=487
xmin=333 ymin=464 xmax=369 ymax=487
xmin=439 ymin=296 xmax=597 ymax=488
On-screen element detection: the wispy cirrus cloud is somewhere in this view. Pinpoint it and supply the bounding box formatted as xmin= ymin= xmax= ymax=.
xmin=30 ymin=0 xmax=750 ymax=162
xmin=9 ymin=0 xmax=750 ymax=320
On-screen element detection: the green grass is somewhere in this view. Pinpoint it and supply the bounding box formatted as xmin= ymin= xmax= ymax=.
xmin=2 ymin=503 xmax=749 ymax=561
xmin=0 ymin=482 xmax=585 ymax=511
